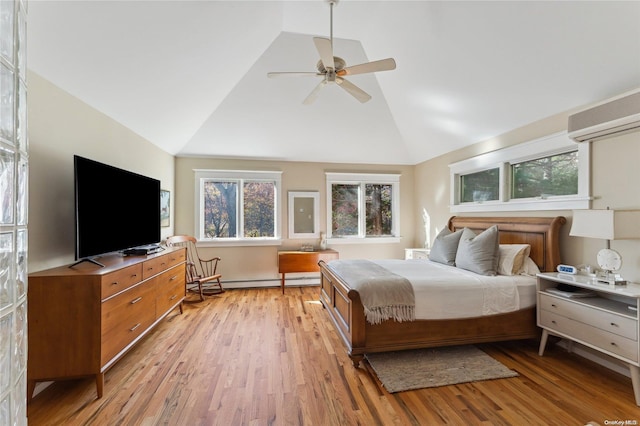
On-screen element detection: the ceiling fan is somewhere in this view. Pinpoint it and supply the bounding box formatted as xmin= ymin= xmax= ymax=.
xmin=267 ymin=0 xmax=396 ymax=104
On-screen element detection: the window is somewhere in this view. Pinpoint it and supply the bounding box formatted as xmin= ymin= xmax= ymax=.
xmin=195 ymin=170 xmax=282 ymax=245
xmin=511 ymin=151 xmax=578 ymax=199
xmin=449 ymin=132 xmax=591 ymax=212
xmin=326 ymin=173 xmax=400 ymax=242
xmin=460 ymin=168 xmax=500 ymax=203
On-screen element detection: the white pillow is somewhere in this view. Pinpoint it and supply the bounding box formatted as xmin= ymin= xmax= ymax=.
xmin=519 ymin=256 xmax=541 ymax=276
xmin=455 ymin=226 xmax=500 ymax=276
xmin=497 ymin=244 xmax=531 ymax=276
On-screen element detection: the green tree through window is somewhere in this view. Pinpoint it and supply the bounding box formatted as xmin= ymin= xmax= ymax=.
xmin=512 ymin=151 xmax=578 ymax=199
xmin=328 ymin=173 xmax=399 ymax=239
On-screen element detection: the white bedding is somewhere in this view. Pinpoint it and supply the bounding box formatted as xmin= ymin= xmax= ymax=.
xmin=369 ymin=259 xmax=537 ymax=320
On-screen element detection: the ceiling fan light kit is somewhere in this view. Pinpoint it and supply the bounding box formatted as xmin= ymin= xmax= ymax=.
xmin=267 ymin=0 xmax=396 ymax=104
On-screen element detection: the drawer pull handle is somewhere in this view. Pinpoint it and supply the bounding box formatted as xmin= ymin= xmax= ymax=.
xmin=551 ymin=304 xmax=557 ymax=308
xmin=610 ymin=322 xmax=619 ymax=327
xmin=170 ymin=295 xmax=177 ymax=301
xmin=131 ymin=274 xmax=138 ymax=279
xmin=611 ymin=342 xmax=618 ymax=347
xmin=130 ymin=296 xmax=143 ymax=304
xmin=170 ymin=275 xmax=178 ymax=281
xmin=111 ymin=281 xmax=119 ymax=286
xmin=130 ymin=323 xmax=141 ymax=332
xmin=551 ymin=320 xmax=557 ymax=325
xmin=147 ymin=267 xmax=154 ymax=271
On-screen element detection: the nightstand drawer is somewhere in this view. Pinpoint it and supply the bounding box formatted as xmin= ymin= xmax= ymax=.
xmin=540 ymin=294 xmax=637 ymax=340
xmin=540 ymin=310 xmax=638 ymax=362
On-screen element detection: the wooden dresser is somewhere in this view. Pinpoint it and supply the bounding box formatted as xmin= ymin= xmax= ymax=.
xmin=27 ymin=246 xmax=186 ymax=400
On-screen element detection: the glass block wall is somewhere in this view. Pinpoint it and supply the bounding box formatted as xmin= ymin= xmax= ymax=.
xmin=0 ymin=0 xmax=28 ymax=424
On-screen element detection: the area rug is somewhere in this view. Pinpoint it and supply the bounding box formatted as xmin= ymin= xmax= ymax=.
xmin=365 ymin=345 xmax=518 ymax=393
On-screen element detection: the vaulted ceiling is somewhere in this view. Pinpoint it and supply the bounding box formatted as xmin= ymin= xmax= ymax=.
xmin=27 ymin=1 xmax=640 ymax=165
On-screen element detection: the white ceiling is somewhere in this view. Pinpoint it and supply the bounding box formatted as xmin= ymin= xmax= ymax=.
xmin=27 ymin=1 xmax=640 ymax=165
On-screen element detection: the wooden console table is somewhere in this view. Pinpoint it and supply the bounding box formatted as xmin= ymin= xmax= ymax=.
xmin=278 ymin=249 xmax=339 ymax=293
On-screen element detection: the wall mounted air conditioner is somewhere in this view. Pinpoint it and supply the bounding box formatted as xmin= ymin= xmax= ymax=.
xmin=568 ymin=88 xmax=640 ymax=142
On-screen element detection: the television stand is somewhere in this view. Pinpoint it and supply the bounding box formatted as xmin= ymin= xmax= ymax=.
xmin=28 ymin=247 xmax=186 ymax=400
xmin=68 ymin=257 xmax=105 ymax=268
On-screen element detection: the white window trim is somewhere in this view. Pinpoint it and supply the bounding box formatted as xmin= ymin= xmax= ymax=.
xmin=194 ymin=169 xmax=283 ymax=246
xmin=325 ymin=172 xmax=401 ymax=244
xmin=449 ymin=132 xmax=591 ymax=212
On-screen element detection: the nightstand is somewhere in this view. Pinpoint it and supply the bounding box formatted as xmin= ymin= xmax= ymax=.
xmin=537 ymin=272 xmax=640 ymax=405
xmin=404 ymin=248 xmax=430 ymax=260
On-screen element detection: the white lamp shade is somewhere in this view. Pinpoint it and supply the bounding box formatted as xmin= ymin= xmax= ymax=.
xmin=570 ymin=209 xmax=640 ymax=240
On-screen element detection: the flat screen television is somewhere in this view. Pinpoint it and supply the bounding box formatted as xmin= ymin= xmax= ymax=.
xmin=74 ymin=155 xmax=161 ymax=263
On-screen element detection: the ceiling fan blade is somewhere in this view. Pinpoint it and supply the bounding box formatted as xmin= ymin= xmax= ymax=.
xmin=267 ymin=72 xmax=322 ymax=78
xmin=303 ymin=80 xmax=328 ymax=105
xmin=336 ymin=77 xmax=371 ymax=103
xmin=337 ymin=58 xmax=396 ymax=76
xmin=313 ymin=37 xmax=335 ymax=70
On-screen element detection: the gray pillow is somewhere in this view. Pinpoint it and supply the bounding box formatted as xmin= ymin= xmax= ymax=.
xmin=455 ymin=225 xmax=500 ymax=275
xmin=428 ymin=228 xmax=463 ymax=266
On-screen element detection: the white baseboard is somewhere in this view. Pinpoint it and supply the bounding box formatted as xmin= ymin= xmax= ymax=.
xmin=221 ymin=277 xmax=320 ymax=289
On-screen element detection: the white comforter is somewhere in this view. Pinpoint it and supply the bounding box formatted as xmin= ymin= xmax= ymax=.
xmin=369 ymin=259 xmax=537 ymax=320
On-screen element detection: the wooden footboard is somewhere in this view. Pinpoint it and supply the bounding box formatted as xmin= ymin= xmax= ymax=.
xmin=319 ymin=261 xmax=538 ymax=366
xmin=318 ymin=215 xmax=565 ymax=367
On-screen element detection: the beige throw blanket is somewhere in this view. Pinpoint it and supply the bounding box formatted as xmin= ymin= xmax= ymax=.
xmin=327 ymin=259 xmax=415 ymax=325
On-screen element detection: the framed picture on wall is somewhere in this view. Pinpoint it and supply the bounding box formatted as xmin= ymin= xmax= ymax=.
xmin=288 ymin=191 xmax=320 ymax=239
xmin=160 ymin=189 xmax=170 ymax=227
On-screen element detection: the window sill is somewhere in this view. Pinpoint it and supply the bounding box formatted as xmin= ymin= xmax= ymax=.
xmin=327 ymin=237 xmax=401 ymax=245
xmin=197 ymin=239 xmax=283 ymax=248
xmin=450 ymin=196 xmax=591 ymax=213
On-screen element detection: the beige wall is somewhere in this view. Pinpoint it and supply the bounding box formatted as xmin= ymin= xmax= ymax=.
xmin=28 ymin=71 xmax=176 ymax=272
xmin=414 ymin=104 xmax=640 ymax=282
xmin=175 ymin=157 xmax=415 ymax=285
xmin=26 ymin=70 xmax=640 ymax=286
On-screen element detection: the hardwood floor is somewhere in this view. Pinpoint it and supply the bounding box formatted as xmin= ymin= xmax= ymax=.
xmin=27 ymin=286 xmax=640 ymax=425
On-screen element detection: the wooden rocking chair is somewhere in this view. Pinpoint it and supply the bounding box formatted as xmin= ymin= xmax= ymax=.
xmin=166 ymin=235 xmax=223 ymax=302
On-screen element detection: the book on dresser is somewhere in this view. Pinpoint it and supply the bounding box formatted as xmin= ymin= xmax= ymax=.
xmin=27 ymin=246 xmax=186 ymax=400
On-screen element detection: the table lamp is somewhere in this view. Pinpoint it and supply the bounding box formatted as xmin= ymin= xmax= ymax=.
xmin=570 ymin=208 xmax=640 ymax=285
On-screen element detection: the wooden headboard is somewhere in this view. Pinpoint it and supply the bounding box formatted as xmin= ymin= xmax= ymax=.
xmin=447 ymin=216 xmax=566 ymax=272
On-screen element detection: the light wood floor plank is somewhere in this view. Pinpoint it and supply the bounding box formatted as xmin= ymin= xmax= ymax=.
xmin=27 ymin=286 xmax=640 ymax=425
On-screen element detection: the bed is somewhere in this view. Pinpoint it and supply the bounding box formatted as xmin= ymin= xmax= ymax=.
xmin=318 ymin=216 xmax=566 ymax=367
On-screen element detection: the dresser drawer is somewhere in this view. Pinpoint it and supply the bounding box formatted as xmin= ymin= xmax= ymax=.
xmin=142 ymin=256 xmax=164 ymax=280
xmin=540 ymin=294 xmax=637 ymax=340
xmin=540 ymin=310 xmax=639 ymax=362
xmin=101 ymin=264 xmax=143 ymax=300
xmin=156 ymin=265 xmax=185 ymax=316
xmin=141 ymin=250 xmax=186 ymax=280
xmin=101 ymin=280 xmax=156 ymax=365
xmin=164 ymin=249 xmax=186 ymax=269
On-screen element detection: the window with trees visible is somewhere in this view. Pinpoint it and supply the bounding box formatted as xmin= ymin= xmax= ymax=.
xmin=195 ymin=170 xmax=282 ymax=244
xmin=449 ymin=132 xmax=590 ymax=212
xmin=511 ymin=151 xmax=578 ymax=199
xmin=460 ymin=168 xmax=500 ymax=203
xmin=326 ymin=173 xmax=400 ymax=242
